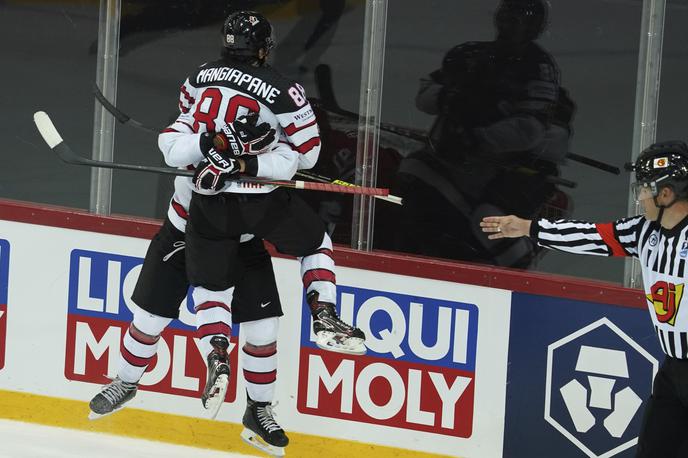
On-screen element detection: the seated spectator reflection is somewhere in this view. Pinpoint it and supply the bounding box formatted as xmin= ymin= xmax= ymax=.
xmin=393 ymin=0 xmax=576 ymax=268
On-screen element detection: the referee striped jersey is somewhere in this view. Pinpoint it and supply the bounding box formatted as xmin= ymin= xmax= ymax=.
xmin=532 ymin=215 xmax=688 ymax=359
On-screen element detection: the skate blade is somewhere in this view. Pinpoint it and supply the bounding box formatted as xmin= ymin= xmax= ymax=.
xmin=316 ymin=333 xmax=366 ymax=355
xmin=240 ymin=428 xmax=286 ymax=457
xmin=88 ymin=405 xmax=124 ymax=421
xmin=203 ymin=374 xmax=229 ymax=420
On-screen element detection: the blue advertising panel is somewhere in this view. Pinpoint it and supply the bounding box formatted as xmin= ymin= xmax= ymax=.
xmin=504 ymin=292 xmax=664 ymax=458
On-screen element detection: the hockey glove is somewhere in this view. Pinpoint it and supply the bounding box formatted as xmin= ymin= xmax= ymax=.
xmin=192 ymin=148 xmax=242 ymax=194
xmin=207 ymin=113 xmax=277 ymax=156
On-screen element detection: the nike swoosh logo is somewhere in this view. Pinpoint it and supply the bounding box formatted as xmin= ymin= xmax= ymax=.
xmin=260 ymin=301 xmax=271 ymax=308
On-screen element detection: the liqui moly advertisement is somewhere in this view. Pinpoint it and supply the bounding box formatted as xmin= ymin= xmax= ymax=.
xmin=63 ymin=248 xmax=239 ymax=402
xmin=297 ymin=285 xmax=479 ymax=438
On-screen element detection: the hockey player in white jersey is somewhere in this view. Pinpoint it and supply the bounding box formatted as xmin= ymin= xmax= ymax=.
xmin=480 ymin=140 xmax=688 ymax=458
xmin=153 ymin=10 xmax=364 ymax=456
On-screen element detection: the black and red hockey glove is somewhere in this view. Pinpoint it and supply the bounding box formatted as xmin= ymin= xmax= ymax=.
xmin=202 ymin=113 xmax=277 ymax=157
xmin=192 ymin=148 xmax=242 ymax=194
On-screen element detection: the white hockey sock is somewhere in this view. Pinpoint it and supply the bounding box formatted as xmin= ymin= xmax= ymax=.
xmin=117 ymin=308 xmax=172 ymax=384
xmin=242 ymin=341 xmax=277 ymax=402
xmin=299 ymin=233 xmax=336 ymax=305
xmin=193 ymin=287 xmax=234 ymax=358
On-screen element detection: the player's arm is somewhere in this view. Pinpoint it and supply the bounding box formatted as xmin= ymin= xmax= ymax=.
xmin=275 ymin=83 xmax=321 ymax=171
xmin=158 ymin=78 xmax=205 ymax=167
xmin=481 ymin=215 xmax=644 ymax=257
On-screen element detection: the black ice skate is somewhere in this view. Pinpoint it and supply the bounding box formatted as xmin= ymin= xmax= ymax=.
xmin=308 ymin=291 xmax=366 ymax=355
xmin=88 ymin=377 xmax=137 ymax=420
xmin=201 ymin=335 xmax=231 ymax=420
xmin=241 ymin=396 xmax=289 ymax=457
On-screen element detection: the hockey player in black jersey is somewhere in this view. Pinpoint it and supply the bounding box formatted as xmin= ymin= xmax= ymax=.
xmin=156 ymin=10 xmax=365 ymax=456
xmin=481 ymin=140 xmax=688 ymax=458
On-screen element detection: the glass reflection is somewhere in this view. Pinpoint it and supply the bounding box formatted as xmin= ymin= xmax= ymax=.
xmin=388 ymin=0 xmax=575 ymax=268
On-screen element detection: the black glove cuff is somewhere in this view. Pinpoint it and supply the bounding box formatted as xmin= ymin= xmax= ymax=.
xmin=199 ymin=133 xmax=214 ymax=156
xmin=242 ymin=155 xmax=259 ymax=176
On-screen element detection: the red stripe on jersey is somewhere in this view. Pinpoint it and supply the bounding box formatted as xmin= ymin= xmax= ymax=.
xmin=197 ymin=322 xmax=231 ymax=338
xmin=178 ymin=101 xmax=189 ymax=114
xmin=315 ymin=248 xmax=333 ymax=259
xmin=243 ymin=343 xmax=277 ymax=358
xmin=303 ymin=268 xmax=336 ymax=288
xmin=243 ymin=369 xmax=277 ymax=385
xmin=293 ymin=137 xmax=321 ymax=154
xmin=162 ymin=127 xmax=179 ymax=133
xmin=121 ymin=346 xmax=152 ymax=368
xmin=283 ymin=119 xmax=317 ymax=136
xmin=128 ymin=324 xmax=159 ymax=345
xmin=595 ymin=223 xmax=626 ymax=256
xmin=180 ymin=85 xmax=195 ymax=105
xmin=195 ymin=301 xmax=231 ymax=313
xmin=171 ymin=199 xmax=188 ymax=220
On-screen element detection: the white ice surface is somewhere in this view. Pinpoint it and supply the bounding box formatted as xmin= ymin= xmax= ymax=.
xmin=0 ymin=419 xmax=261 ymax=458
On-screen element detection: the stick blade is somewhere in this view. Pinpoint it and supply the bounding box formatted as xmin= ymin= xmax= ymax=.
xmin=33 ymin=111 xmax=63 ymax=149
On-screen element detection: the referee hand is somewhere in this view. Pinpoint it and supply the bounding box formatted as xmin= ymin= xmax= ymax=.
xmin=480 ymin=215 xmax=531 ymax=240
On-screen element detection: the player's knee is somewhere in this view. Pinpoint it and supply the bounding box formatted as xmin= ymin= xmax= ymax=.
xmin=132 ymin=306 xmax=173 ymax=337
xmin=192 ymin=285 xmax=234 ymax=310
xmin=242 ymin=317 xmax=279 ymax=346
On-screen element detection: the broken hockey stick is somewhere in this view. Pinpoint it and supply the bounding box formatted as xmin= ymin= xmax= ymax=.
xmin=92 ymin=84 xmax=402 ymax=204
xmin=32 ymin=111 xmax=391 ymax=197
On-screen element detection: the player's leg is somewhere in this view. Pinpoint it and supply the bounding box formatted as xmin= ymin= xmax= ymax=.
xmin=186 ymin=193 xmax=244 ymax=418
xmin=89 ymin=219 xmax=186 ymax=419
xmin=232 ymin=238 xmax=287 ymax=456
xmin=259 ymin=189 xmax=365 ymax=355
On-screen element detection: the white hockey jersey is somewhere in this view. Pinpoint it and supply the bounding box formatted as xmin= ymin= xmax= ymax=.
xmin=159 ymin=58 xmax=321 ymax=205
xmin=533 ymin=216 xmax=688 ymax=359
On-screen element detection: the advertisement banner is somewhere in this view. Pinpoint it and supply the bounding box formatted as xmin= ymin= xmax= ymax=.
xmin=63 ymin=248 xmax=239 ymax=402
xmin=0 ymin=239 xmax=9 ymax=370
xmin=297 ymin=285 xmax=479 ymax=438
xmin=504 ymin=292 xmax=663 ymax=458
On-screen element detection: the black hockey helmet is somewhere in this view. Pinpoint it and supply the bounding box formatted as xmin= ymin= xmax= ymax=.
xmin=221 ymin=11 xmax=274 ymax=57
xmin=626 ymin=140 xmax=688 ymax=202
xmin=494 ymin=0 xmax=549 ymax=42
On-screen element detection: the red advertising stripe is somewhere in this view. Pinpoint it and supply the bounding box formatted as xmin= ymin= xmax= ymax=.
xmin=0 ymin=304 xmax=6 ymax=370
xmin=297 ymin=348 xmax=474 ymax=438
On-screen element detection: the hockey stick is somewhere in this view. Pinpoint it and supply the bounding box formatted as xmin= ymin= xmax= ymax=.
xmin=32 ymin=111 xmax=390 ymax=197
xmin=93 ymin=83 xmax=160 ymax=134
xmin=92 ymin=84 xmax=402 ymax=204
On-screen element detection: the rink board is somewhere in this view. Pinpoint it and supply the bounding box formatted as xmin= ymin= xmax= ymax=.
xmin=0 ymin=199 xmax=658 ymax=458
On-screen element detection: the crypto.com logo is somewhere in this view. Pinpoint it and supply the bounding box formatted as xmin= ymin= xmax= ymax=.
xmin=545 ymin=318 xmax=657 ymax=458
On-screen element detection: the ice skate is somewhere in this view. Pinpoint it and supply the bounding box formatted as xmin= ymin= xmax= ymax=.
xmin=308 ymin=292 xmax=366 ymax=355
xmin=88 ymin=377 xmax=137 ymax=420
xmin=201 ymin=335 xmax=231 ymax=419
xmin=241 ymin=396 xmax=289 ymax=457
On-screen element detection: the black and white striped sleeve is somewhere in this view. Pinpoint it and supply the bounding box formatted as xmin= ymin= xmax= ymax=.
xmin=531 ymin=216 xmax=645 ymax=257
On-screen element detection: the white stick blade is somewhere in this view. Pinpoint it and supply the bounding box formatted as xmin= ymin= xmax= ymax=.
xmin=33 ymin=111 xmax=63 ymax=149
